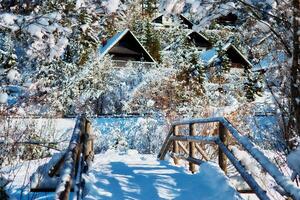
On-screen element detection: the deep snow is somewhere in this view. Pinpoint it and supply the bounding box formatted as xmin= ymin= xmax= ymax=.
xmin=1 ymin=150 xmax=243 ymax=200
xmin=83 ymin=150 xmax=242 ymax=200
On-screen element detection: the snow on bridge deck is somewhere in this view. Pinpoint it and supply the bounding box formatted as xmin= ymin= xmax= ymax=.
xmin=83 ymin=150 xmax=242 ymax=200
xmin=1 ymin=149 xmax=242 ymax=200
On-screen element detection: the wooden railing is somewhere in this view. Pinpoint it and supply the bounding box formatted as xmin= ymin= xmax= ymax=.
xmin=158 ymin=117 xmax=300 ymax=200
xmin=31 ymin=115 xmax=94 ymax=200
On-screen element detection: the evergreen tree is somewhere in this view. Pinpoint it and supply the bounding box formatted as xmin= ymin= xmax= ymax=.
xmin=176 ymin=46 xmax=206 ymax=96
xmin=0 ymin=33 xmax=19 ymax=85
xmin=142 ymin=0 xmax=157 ymax=17
xmin=214 ymin=42 xmax=230 ymax=82
xmin=244 ymin=70 xmax=263 ymax=102
xmin=144 ymin=20 xmax=161 ymax=62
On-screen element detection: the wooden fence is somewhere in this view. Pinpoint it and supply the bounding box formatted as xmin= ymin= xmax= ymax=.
xmin=158 ymin=117 xmax=300 ymax=200
xmin=31 ymin=115 xmax=94 ymax=200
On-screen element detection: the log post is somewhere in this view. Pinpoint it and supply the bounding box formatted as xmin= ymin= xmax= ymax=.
xmin=84 ymin=119 xmax=94 ymax=171
xmin=218 ymin=122 xmax=228 ymax=174
xmin=189 ymin=123 xmax=196 ymax=173
xmin=173 ymin=125 xmax=179 ymax=165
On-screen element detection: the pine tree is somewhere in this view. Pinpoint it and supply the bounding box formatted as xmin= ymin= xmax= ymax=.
xmin=0 ymin=33 xmax=18 ymax=85
xmin=176 ymin=46 xmax=206 ymax=96
xmin=142 ymin=0 xmax=157 ymax=17
xmin=144 ymin=20 xmax=161 ymax=62
xmin=214 ymin=42 xmax=230 ymax=81
xmin=244 ymin=70 xmax=263 ymax=102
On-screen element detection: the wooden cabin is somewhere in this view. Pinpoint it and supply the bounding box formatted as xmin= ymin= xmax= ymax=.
xmin=152 ymin=14 xmax=193 ymax=29
xmin=225 ymin=44 xmax=252 ymax=69
xmin=200 ymin=42 xmax=253 ymax=84
xmin=186 ymin=31 xmax=212 ymax=50
xmin=201 ymin=43 xmax=252 ymax=70
xmin=163 ymin=31 xmax=212 ymax=52
xmin=99 ymin=29 xmax=156 ymax=67
xmin=215 ymin=13 xmax=238 ymax=26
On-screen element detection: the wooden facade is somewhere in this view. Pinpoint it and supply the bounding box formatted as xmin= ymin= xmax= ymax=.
xmin=186 ymin=31 xmax=212 ymax=49
xmin=152 ymin=14 xmax=193 ymax=29
xmin=216 ymin=13 xmax=238 ymax=26
xmin=99 ymin=29 xmax=155 ymax=63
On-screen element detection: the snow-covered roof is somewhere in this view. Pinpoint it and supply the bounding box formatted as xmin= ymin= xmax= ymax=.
xmin=163 ymin=30 xmax=211 ymax=52
xmin=99 ymin=30 xmax=128 ymax=57
xmin=200 ymin=42 xmax=253 ymax=68
xmin=252 ymin=51 xmax=286 ymax=72
xmin=99 ymin=29 xmax=156 ymax=63
xmin=152 ymin=14 xmax=193 ymax=29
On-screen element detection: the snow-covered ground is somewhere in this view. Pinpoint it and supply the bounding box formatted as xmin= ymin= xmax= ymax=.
xmin=83 ymin=150 xmax=242 ymax=200
xmin=1 ymin=157 xmax=54 ymax=199
xmin=1 ymin=150 xmax=243 ymax=200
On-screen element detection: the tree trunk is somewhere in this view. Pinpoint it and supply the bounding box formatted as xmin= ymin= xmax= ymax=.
xmin=289 ymin=0 xmax=300 ymax=149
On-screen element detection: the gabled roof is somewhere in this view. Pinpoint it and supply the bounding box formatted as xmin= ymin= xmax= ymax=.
xmin=200 ymin=42 xmax=253 ymax=68
xmin=163 ymin=31 xmax=211 ymax=51
xmin=179 ymin=15 xmax=193 ymax=29
xmin=152 ymin=14 xmax=193 ymax=29
xmin=186 ymin=31 xmax=212 ymax=48
xmin=252 ymin=51 xmax=286 ymax=72
xmin=216 ymin=13 xmax=238 ymax=25
xmin=99 ymin=29 xmax=156 ymax=63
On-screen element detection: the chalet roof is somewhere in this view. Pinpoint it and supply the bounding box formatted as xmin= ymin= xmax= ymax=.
xmin=216 ymin=13 xmax=238 ymax=25
xmin=252 ymin=51 xmax=286 ymax=72
xmin=152 ymin=14 xmax=193 ymax=29
xmin=200 ymin=42 xmax=253 ymax=68
xmin=179 ymin=15 xmax=194 ymax=29
xmin=99 ymin=29 xmax=156 ymax=63
xmin=186 ymin=31 xmax=212 ymax=48
xmin=163 ymin=31 xmax=211 ymax=51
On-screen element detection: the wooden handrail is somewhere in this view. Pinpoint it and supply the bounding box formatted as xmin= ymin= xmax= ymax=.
xmin=158 ymin=117 xmax=300 ymax=200
xmin=53 ymin=115 xmax=94 ymax=200
xmin=55 ymin=116 xmax=83 ymax=200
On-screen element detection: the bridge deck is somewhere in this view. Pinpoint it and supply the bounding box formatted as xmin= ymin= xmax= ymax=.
xmin=83 ymin=150 xmax=242 ymax=200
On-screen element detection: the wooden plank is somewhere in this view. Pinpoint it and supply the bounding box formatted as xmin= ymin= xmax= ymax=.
xmin=237 ymin=189 xmax=255 ymax=194
xmin=216 ymin=140 xmax=270 ymax=200
xmin=169 ymin=135 xmax=218 ymax=143
xmin=158 ymin=126 xmax=174 ymax=159
xmin=73 ymin=117 xmax=85 ymax=200
xmin=195 ymin=143 xmax=209 ymax=161
xmin=55 ymin=116 xmax=83 ymax=200
xmin=220 ymin=117 xmax=300 ymax=199
xmin=173 ymin=126 xmax=179 ymax=165
xmin=177 ymin=141 xmax=189 ymax=154
xmin=159 ymin=135 xmax=218 ymax=161
xmin=172 ymin=117 xmax=223 ymax=126
xmin=169 ymin=152 xmax=203 ymax=166
xmin=189 ymin=123 xmax=196 ymax=173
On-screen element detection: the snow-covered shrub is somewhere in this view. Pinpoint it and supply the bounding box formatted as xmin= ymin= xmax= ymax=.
xmin=128 ymin=118 xmax=165 ymax=154
xmin=110 ymin=129 xmax=129 ymax=154
xmin=92 ymin=116 xmax=166 ymax=154
xmin=0 ymin=93 xmax=8 ymax=104
xmin=0 ymin=118 xmax=70 ymax=167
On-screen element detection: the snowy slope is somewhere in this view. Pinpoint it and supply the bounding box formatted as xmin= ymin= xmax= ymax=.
xmin=83 ymin=150 xmax=243 ymax=200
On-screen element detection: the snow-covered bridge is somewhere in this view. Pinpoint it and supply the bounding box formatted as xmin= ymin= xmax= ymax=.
xmin=1 ymin=115 xmax=300 ymax=200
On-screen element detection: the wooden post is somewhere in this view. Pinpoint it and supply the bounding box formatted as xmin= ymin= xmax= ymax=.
xmin=189 ymin=123 xmax=196 ymax=173
xmin=84 ymin=120 xmax=94 ymax=171
xmin=218 ymin=122 xmax=228 ymax=174
xmin=173 ymin=125 xmax=179 ymax=165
